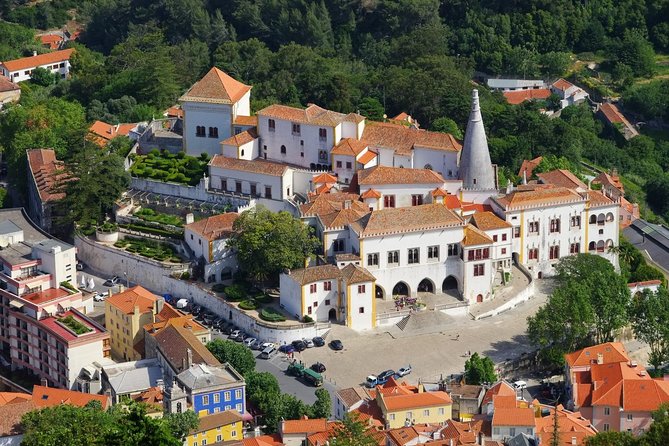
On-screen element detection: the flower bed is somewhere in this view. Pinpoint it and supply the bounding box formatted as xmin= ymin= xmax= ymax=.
xmin=259 ymin=308 xmax=286 ymax=322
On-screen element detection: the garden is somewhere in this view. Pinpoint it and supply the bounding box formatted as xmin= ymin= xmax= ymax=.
xmin=57 ymin=315 xmax=92 ymax=335
xmin=129 ymin=149 xmax=209 ymax=186
xmin=211 ymin=281 xmax=285 ymax=322
xmin=133 ymin=207 xmax=183 ymax=227
xmin=113 ymin=237 xmax=184 ymax=263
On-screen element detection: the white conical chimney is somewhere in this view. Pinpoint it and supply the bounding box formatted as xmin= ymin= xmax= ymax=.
xmin=459 ymin=89 xmax=496 ymax=191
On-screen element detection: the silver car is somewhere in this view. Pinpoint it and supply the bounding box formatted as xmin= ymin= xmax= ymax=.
xmin=244 ymin=337 xmax=257 ymax=348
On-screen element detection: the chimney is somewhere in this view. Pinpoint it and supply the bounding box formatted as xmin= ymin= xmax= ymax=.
xmin=449 ymin=439 xmax=453 ymax=446
xmin=571 ymin=437 xmax=577 ymax=445
xmin=107 ymin=288 xmax=113 ymax=299
xmin=156 ymin=379 xmax=164 ymax=391
xmin=32 ymin=50 xmax=37 ymax=56
xmin=155 ymin=298 xmax=164 ymax=316
xmin=418 ymin=382 xmax=425 ymax=393
xmin=118 ymin=284 xmax=124 ymax=293
xmin=186 ymin=348 xmax=193 ymax=369
xmin=344 ymin=200 xmax=351 ymax=209
xmin=41 ymin=378 xmax=48 ymax=387
xmin=597 ymin=353 xmax=604 ymax=365
xmin=185 ymin=213 xmax=194 ymax=225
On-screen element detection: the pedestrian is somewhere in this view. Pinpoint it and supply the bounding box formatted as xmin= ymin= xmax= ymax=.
xmin=456 ymin=334 xmax=460 ymax=341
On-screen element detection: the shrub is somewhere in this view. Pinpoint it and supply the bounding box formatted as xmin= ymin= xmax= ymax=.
xmin=59 ymin=281 xmax=78 ymax=293
xmin=57 ymin=315 xmax=92 ymax=335
xmin=238 ymin=299 xmax=257 ymax=310
xmin=97 ymin=222 xmax=118 ymax=233
xmin=224 ymin=284 xmax=246 ymax=302
xmin=302 ymin=315 xmax=314 ymax=323
xmin=259 ymin=308 xmax=286 ymax=322
xmin=254 ymin=294 xmax=272 ymax=304
xmin=180 ymin=271 xmax=191 ymax=280
xmin=211 ymin=284 xmax=226 ymax=293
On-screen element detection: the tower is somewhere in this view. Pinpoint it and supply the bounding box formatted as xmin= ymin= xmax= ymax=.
xmin=459 ymin=89 xmax=496 ymax=191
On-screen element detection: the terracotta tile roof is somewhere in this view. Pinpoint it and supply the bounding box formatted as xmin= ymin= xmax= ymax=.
xmin=387 ymin=426 xmax=420 ymax=445
xmin=299 ymin=192 xmax=366 ymax=217
xmin=180 ymin=67 xmax=251 ymax=104
xmin=492 ymin=395 xmax=518 ymax=409
xmin=144 ymin=315 xmax=207 ymax=336
xmin=353 ymin=204 xmax=463 ymax=238
xmin=552 ymin=78 xmax=574 ymax=91
xmin=564 ymin=342 xmax=629 ymax=367
xmin=133 ymin=386 xmax=163 ymax=406
xmin=221 ymin=128 xmax=258 ymax=147
xmin=336 ymin=386 xmax=372 ymax=407
xmin=332 ymin=138 xmax=369 ymax=156
xmin=470 ymin=211 xmax=511 ymax=231
xmin=155 ymin=302 xmax=182 ymax=322
xmin=0 ymin=400 xmax=35 ymax=436
xmin=313 ymin=173 xmax=338 ymax=184
xmin=258 ymin=103 xmax=354 ymax=127
xmin=32 ymin=385 xmax=110 ymax=408
xmin=444 ymin=194 xmax=462 ymax=209
xmin=462 ymin=224 xmax=493 ymax=246
xmin=319 ymin=207 xmax=369 ymax=230
xmin=585 ymin=190 xmax=615 ymax=207
xmin=431 ymin=188 xmax=448 ymax=197
xmin=165 ymin=106 xmax=183 ymax=119
xmin=517 ymin=156 xmax=543 ymax=178
xmin=503 ymin=89 xmax=552 ymax=105
xmin=537 ymin=169 xmax=587 ymax=190
xmin=39 ymin=34 xmax=64 ymax=50
xmin=393 ymin=112 xmax=410 ymax=121
xmin=209 ymin=155 xmax=288 ymax=177
xmin=282 ymin=416 xmax=328 ymax=434
xmin=233 ymin=115 xmax=258 ymax=126
xmin=361 ymin=122 xmax=461 ymax=156
xmin=340 ymin=263 xmax=375 ymax=284
xmin=358 ymin=166 xmax=445 ymax=186
xmin=482 ymin=381 xmax=516 ymax=406
xmin=361 ymin=188 xmax=382 ymax=199
xmin=439 ymin=419 xmax=484 ymax=445
xmin=185 ymin=212 xmax=239 ymax=241
xmin=286 ymin=264 xmax=341 ymax=286
xmin=357 ymin=150 xmax=378 ymax=165
xmin=492 ymin=407 xmax=535 ymax=427
xmin=493 ymin=187 xmax=583 ymax=210
xmin=382 ymin=390 xmax=452 ymax=411
xmin=241 ymin=434 xmax=283 ymax=446
xmin=26 ymin=148 xmax=66 ymax=202
xmin=0 ymin=75 xmax=19 ymax=92
xmin=593 ymin=171 xmax=624 ymax=192
xmin=106 ymin=285 xmax=159 ymax=315
xmin=1 ymin=48 xmax=74 ymax=72
xmin=88 ymin=121 xmax=137 ymax=146
xmin=0 ymin=392 xmax=31 ymax=406
xmin=628 ymin=279 xmax=662 ymax=288
xmin=306 ymin=420 xmax=341 ymax=445
xmin=153 ymin=324 xmax=220 ymax=371
xmin=534 ymin=405 xmax=597 ymax=446
xmin=190 ymin=410 xmax=243 ymax=435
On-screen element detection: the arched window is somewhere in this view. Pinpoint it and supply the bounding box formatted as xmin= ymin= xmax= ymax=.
xmin=424 ymin=164 xmax=433 ymax=170
xmin=589 ymin=215 xmax=597 ymax=224
xmin=606 ymin=212 xmax=614 ymax=222
xmin=588 ymin=241 xmax=596 ymax=251
xmin=280 ymin=145 xmax=286 ymax=154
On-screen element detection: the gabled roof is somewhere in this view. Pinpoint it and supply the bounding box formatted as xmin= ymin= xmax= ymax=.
xmin=518 ymin=156 xmax=543 ymax=179
xmin=185 ymin=212 xmax=239 ymax=241
xmin=381 ymin=390 xmax=452 ymax=411
xmin=1 ymin=48 xmax=74 ymax=72
xmin=536 ymin=169 xmax=587 ymax=190
xmin=313 ymin=173 xmax=338 ymax=184
xmin=209 ymin=155 xmax=289 ymax=177
xmin=153 ymin=324 xmax=220 ymax=372
xmin=387 ymin=426 xmax=420 ymax=445
xmin=241 ymin=434 xmax=283 ymax=446
xmin=285 ymin=264 xmax=341 ymax=286
xmin=332 ymin=138 xmax=369 ymax=156
xmin=552 ymin=78 xmax=574 ymax=91
xmin=0 ymin=400 xmax=35 ymax=437
xmin=340 ymin=263 xmax=375 ymax=284
xmin=492 ymin=407 xmax=535 ymax=427
xmin=233 ymin=115 xmax=258 ymax=126
xmin=0 ymin=75 xmax=19 ymax=92
xmin=440 ymin=419 xmax=484 ymax=445
xmin=336 ymin=386 xmax=373 ymax=407
xmin=462 ymin=224 xmax=493 ymax=247
xmin=470 ymin=211 xmax=512 ymax=231
xmin=503 ymin=89 xmax=551 ymax=105
xmin=282 ymin=416 xmax=328 ymax=434
xmin=177 ymin=363 xmax=243 ymax=391
xmin=0 ymin=392 xmax=31 ymax=406
xmin=179 ymin=67 xmax=251 ymax=105
xmin=32 ymin=385 xmax=110 ymax=408
xmin=106 ymin=285 xmax=158 ymax=315
xmin=26 ymin=148 xmax=66 ymax=202
xmin=361 ymin=121 xmax=461 ymax=156
xmin=353 ymin=204 xmax=463 ymax=238
xmin=585 ymin=189 xmax=615 ymax=207
xmin=493 ymin=186 xmax=584 ymax=211
xmin=299 ymin=192 xmax=367 ymax=217
xmin=88 ymin=121 xmax=137 ymax=146
xmin=361 ymin=188 xmax=382 ymax=199
xmin=144 ymin=315 xmax=207 ymax=336
xmin=189 ymin=410 xmax=243 ymax=435
xmin=482 ymin=381 xmax=516 ymax=406
xmin=593 ymin=171 xmax=624 ymax=192
xmin=357 ymin=165 xmax=445 ymax=185
xmin=358 ymin=150 xmax=378 ymax=165
xmin=534 ymin=405 xmax=597 ymax=446
xmin=220 ymin=128 xmax=258 ymax=147
xmin=257 ymin=103 xmax=359 ymax=127
xmin=564 ymin=342 xmax=629 ymax=367
xmin=318 ymin=207 xmax=369 ymax=230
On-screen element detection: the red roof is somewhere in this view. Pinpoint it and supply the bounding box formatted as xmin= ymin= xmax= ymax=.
xmin=88 ymin=121 xmax=136 ymax=146
xmin=518 ymin=156 xmax=543 ymax=178
xmin=0 ymin=75 xmax=19 ymax=93
xmin=32 ymin=385 xmax=109 ymax=408
xmin=26 ymin=148 xmax=67 ymax=202
xmin=1 ymin=48 xmax=74 ymax=72
xmin=313 ymin=173 xmax=338 ymax=184
xmin=39 ymin=34 xmax=64 ymax=50
xmin=564 ymin=342 xmax=629 ymax=368
xmin=282 ymin=416 xmax=327 ymax=434
xmin=492 ymin=407 xmax=535 ymax=427
xmin=552 ymin=78 xmax=574 ymax=91
xmin=180 ymin=67 xmax=251 ymax=104
xmin=503 ymin=89 xmax=551 ymax=105
xmin=184 ymin=212 xmax=239 ymax=241
xmin=37 ymin=310 xmax=105 ymax=343
xmin=21 ymin=286 xmax=69 ymax=305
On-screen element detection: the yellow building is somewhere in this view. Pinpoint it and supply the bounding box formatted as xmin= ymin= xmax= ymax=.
xmin=104 ymin=285 xmax=163 ymax=361
xmin=375 ymin=378 xmax=453 ymax=429
xmin=186 ymin=410 xmax=243 ymax=446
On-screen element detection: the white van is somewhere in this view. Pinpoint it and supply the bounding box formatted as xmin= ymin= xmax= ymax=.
xmin=259 ymin=346 xmax=276 ymax=359
xmin=365 ymin=375 xmax=378 ymax=388
xmin=513 ymin=380 xmax=527 ymax=390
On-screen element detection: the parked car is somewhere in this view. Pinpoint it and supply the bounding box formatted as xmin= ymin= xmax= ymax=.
xmin=93 ymin=292 xmax=106 ymax=302
xmin=311 ymin=362 xmax=326 ymax=373
xmin=365 ymin=375 xmax=378 ymax=388
xmin=103 ymin=276 xmax=120 ymax=287
xmin=213 ymin=317 xmax=224 ymax=328
xmin=260 ymin=342 xmax=275 ymax=350
xmin=292 ymin=340 xmax=307 ymax=352
xmin=377 ymin=370 xmax=396 ymax=384
xmin=397 ymin=365 xmax=412 ymax=377
xmin=279 ymin=344 xmax=295 ymax=354
xmin=244 ymin=337 xmax=257 ymax=347
xmin=302 ymin=338 xmax=314 ymax=348
xmin=251 ymin=339 xmax=264 ymax=350
xmin=222 ymin=324 xmax=235 ymax=335
xmin=230 ymin=330 xmax=241 ymax=340
xmin=513 ymin=380 xmax=528 ymax=390
xmin=202 ymin=313 xmax=216 ymax=325
xmin=329 ymin=339 xmax=344 ymax=351
xmin=312 ymin=336 xmax=325 ymax=347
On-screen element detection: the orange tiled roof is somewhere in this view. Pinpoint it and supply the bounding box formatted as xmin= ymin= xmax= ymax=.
xmin=306 ymin=420 xmax=341 ymax=445
xmin=552 ymin=78 xmax=574 ymax=91
xmin=361 ymin=121 xmax=461 ymax=156
xmin=382 ymin=390 xmax=452 ymax=411
xmin=503 ymin=89 xmax=552 ymax=105
xmin=144 ymin=314 xmax=207 ymax=336
xmin=387 ymin=426 xmax=420 ymax=445
xmin=155 ymin=302 xmax=183 ymax=322
xmin=340 ymin=263 xmax=375 ymax=284
xmin=332 ymin=138 xmax=369 ymax=156
xmin=358 ymin=165 xmax=445 ymax=186
xmin=537 ymin=169 xmax=587 ymax=190
xmin=1 ymin=48 xmax=74 ymax=72
xmin=586 ymin=189 xmax=615 ymax=207
xmin=286 ymin=265 xmax=341 ymax=286
xmin=282 ymin=417 xmax=328 ymax=434
xmin=319 ymin=206 xmax=369 ymax=230
xmin=462 ymin=224 xmax=493 ymax=246
xmin=353 ymin=204 xmax=463 ymax=238
xmin=564 ymin=342 xmax=629 ymax=367
xmin=242 ymin=434 xmax=283 ymax=446
xmin=299 ymin=192 xmax=366 ymax=217
xmin=534 ymin=405 xmax=597 ymax=446
xmin=0 ymin=400 xmax=35 ymax=437
xmin=26 ymin=148 xmax=67 ymax=202
xmin=444 ymin=194 xmax=462 ymax=210
xmin=482 ymin=381 xmax=516 ymax=406
xmin=190 ymin=410 xmax=243 ymax=435
xmin=106 ymin=285 xmax=158 ymax=315
xmin=233 ymin=115 xmax=258 ymax=126
xmin=518 ymin=156 xmax=543 ymax=178
xmin=180 ymin=67 xmax=251 ymax=104
xmin=470 ymin=211 xmax=511 ymax=231
xmin=88 ymin=121 xmax=137 ymax=146
xmin=209 ymin=154 xmax=288 ymax=177
xmin=492 ymin=407 xmax=535 ymax=427
xmin=220 ymin=128 xmax=258 ymax=147
xmin=0 ymin=392 xmax=31 ymax=406
xmin=440 ymin=419 xmax=484 ymax=445
xmin=0 ymin=75 xmax=19 ymax=92
xmin=185 ymin=212 xmax=239 ymax=242
xmin=361 ymin=188 xmax=382 ymax=199
xmin=133 ymin=386 xmax=163 ymax=406
xmin=258 ymin=103 xmax=362 ymax=127
xmin=357 ymin=150 xmax=378 ymax=165
xmin=593 ymin=171 xmax=624 ymax=192
xmin=313 ymin=173 xmax=338 ymax=184
xmin=39 ymin=34 xmax=64 ymax=50
xmin=431 ymin=188 xmax=448 ymax=197
xmin=628 ymin=279 xmax=662 ymax=288
xmin=493 ymin=186 xmax=583 ymax=210
xmin=32 ymin=385 xmax=110 ymax=408
xmin=165 ymin=106 xmax=183 ymax=119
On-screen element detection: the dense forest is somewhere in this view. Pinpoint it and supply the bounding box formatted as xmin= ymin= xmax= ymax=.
xmin=1 ymin=0 xmax=669 ymax=220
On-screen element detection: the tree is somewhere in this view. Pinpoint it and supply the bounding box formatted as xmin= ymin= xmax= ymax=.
xmin=540 ymin=51 xmax=571 ymax=78
xmin=104 ymin=403 xmax=181 ymax=446
xmin=329 ymin=413 xmax=377 ymax=446
xmin=164 ymin=411 xmax=199 ymax=441
xmin=206 ymin=339 xmax=255 ymax=376
xmin=533 ymin=155 xmax=575 ymax=176
xmin=629 ymin=288 xmax=669 ymax=371
xmin=464 ymin=352 xmax=497 ymax=385
xmin=431 ymin=117 xmax=463 ymax=140
xmin=227 ymin=207 xmax=320 ymax=285
xmin=357 ymin=97 xmax=384 ymax=121
xmin=30 ymin=67 xmax=57 ymax=86
xmin=310 ymin=388 xmax=332 ymax=419
xmin=585 ymin=431 xmax=638 ymax=446
xmin=615 ymin=31 xmax=656 ymax=78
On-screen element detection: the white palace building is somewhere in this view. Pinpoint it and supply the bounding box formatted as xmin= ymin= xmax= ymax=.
xmin=178 ymin=68 xmax=620 ymax=330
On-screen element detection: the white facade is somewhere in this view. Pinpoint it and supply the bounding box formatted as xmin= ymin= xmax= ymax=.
xmin=184 ymin=227 xmax=237 ymax=283
xmin=0 ymin=52 xmax=72 ymax=83
xmin=208 ymin=159 xmax=293 ymax=201
xmin=411 ymin=147 xmax=460 ymax=180
xmin=359 ymin=184 xmax=444 ymax=210
xmin=183 ymin=102 xmax=233 ymax=158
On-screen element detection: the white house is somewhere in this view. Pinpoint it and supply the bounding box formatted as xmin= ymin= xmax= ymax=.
xmin=469 ymin=211 xmax=513 ymax=286
xmin=184 ymin=213 xmax=239 ymax=282
xmin=331 ymin=138 xmax=377 ymax=185
xmin=0 ymin=48 xmax=74 ymax=83
xmin=180 ymin=67 xmax=252 ymax=158
xmin=550 ymin=78 xmax=589 ymax=109
xmin=279 ymin=263 xmax=376 ymax=330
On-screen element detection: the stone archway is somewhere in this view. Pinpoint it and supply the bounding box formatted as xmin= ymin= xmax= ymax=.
xmin=442 ymin=276 xmax=458 ymax=293
xmin=417 ymin=278 xmax=435 ymax=293
xmin=392 ymin=282 xmax=410 ymax=297
xmin=375 ymin=285 xmax=385 ymax=300
xmin=328 ymin=308 xmax=337 ymax=321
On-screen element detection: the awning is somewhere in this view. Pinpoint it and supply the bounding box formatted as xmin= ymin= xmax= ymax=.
xmin=9 ymin=300 xmax=24 ymax=309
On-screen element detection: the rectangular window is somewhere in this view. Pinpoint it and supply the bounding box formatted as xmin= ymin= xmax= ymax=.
xmin=570 ymin=243 xmax=580 ymax=254
xmin=196 ymin=126 xmax=206 ymax=137
xmin=428 ymin=246 xmax=439 ymax=260
xmin=627 ymin=414 xmax=633 ymax=421
xmin=367 ymin=253 xmax=379 ymax=266
xmin=216 ymin=435 xmax=222 ymax=442
xmin=388 ymin=251 xmax=399 ymax=265
xmin=310 ymin=284 xmax=317 ymax=294
xmin=292 ymin=123 xmax=301 ymax=135
xmin=408 ymin=248 xmax=419 ymax=264
xmin=325 ymin=299 xmax=330 ymax=305
xmin=250 ymin=184 xmax=257 ymax=196
xmin=214 ymin=393 xmax=220 ymax=403
xmin=529 ymin=221 xmax=539 ymax=234
xmin=528 ymin=248 xmax=538 ymax=260
xmin=493 ymin=234 xmax=498 ymax=242
xmin=510 ymin=428 xmax=516 ymax=437
xmin=346 ymin=162 xmax=352 ymax=169
xmin=604 ymin=424 xmax=610 ymax=432
xmin=604 ymin=407 xmax=610 ymax=416
xmin=358 ymin=285 xmax=365 ymax=293
xmin=383 ymin=195 xmax=395 ymax=208
xmin=225 ymin=391 xmax=231 ymax=401
xmin=308 ymin=306 xmax=312 ymax=315
xmin=333 ymin=239 xmax=345 ymax=252
xmin=359 ymin=306 xmax=364 ymax=313
xmin=423 ymin=409 xmax=430 ymax=416
xmin=447 ymin=244 xmax=458 ymax=257
xmin=411 ymin=194 xmax=423 ymax=206
xmin=336 ymin=161 xmax=342 ymax=168
xmin=236 ymin=403 xmax=242 ymax=412
xmin=202 ymin=395 xmax=209 ymax=405
xmin=549 ymin=245 xmax=560 ymax=260
xmin=265 ymin=186 xmax=272 ymax=199
xmin=389 ymin=414 xmax=395 ymax=421
xmin=313 ymin=301 xmax=318 ymax=308
xmin=208 ymin=127 xmax=218 ymax=138
xmin=438 ymin=407 xmax=445 ymax=415
xmin=502 ymin=233 xmax=507 ymax=241
xmin=324 ymin=281 xmax=332 ymax=291
xmin=268 ymin=119 xmax=275 ymax=132
xmin=501 ymin=248 xmax=507 ymax=255
xmin=319 ymin=128 xmax=327 ymax=140
xmin=235 ymin=181 xmax=242 ymax=193
xmin=571 ymin=216 xmax=581 ymax=228
xmin=513 ymin=227 xmax=520 ymax=238
xmin=550 ymin=218 xmax=561 ymax=233
xmin=473 ymin=264 xmax=485 ymax=276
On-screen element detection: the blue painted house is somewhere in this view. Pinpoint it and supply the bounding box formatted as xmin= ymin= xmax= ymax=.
xmin=177 ymin=363 xmax=246 ymax=416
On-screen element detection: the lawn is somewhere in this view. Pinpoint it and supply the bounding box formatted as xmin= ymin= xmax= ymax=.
xmin=129 ymin=149 xmax=209 ymax=186
xmin=133 ymin=207 xmax=183 ymax=227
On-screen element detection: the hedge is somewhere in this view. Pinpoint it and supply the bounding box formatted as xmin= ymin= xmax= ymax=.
xmin=259 ymin=308 xmax=286 ymax=322
xmin=211 ymin=284 xmax=226 ymax=293
xmin=238 ymin=299 xmax=258 ymax=310
xmin=224 ymin=284 xmax=246 ymax=302
xmin=254 ymin=294 xmax=272 ymax=304
xmin=122 ymin=223 xmax=182 ymax=239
